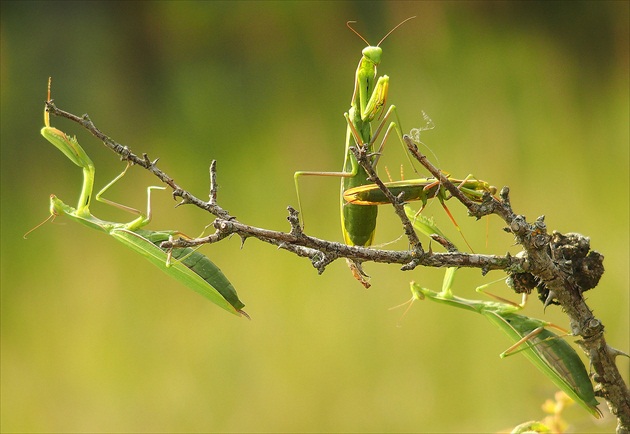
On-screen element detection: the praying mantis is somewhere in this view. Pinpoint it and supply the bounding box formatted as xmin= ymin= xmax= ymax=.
xmin=370 ymin=164 xmax=601 ymax=417
xmin=351 ymin=167 xmax=608 ymax=416
xmin=294 ymin=17 xmax=415 ymax=286
xmin=34 ymin=78 xmax=247 ymax=317
xmin=343 ymin=175 xmax=496 ymax=207
xmin=344 ymin=174 xmax=496 ymax=251
xmin=401 ymin=268 xmax=601 ymax=418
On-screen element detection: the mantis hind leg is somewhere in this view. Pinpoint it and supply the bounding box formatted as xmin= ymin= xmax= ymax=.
xmin=95 ymin=161 xmax=166 ymax=229
xmin=294 ymin=168 xmax=357 ymax=230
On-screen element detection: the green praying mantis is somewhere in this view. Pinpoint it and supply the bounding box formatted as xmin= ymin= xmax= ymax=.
xmin=33 ymin=78 xmax=247 ymax=317
xmin=344 ymin=174 xmax=496 ymax=250
xmin=370 ymin=170 xmax=602 ymax=417
xmin=343 ymin=175 xmax=496 ymax=207
xmin=294 ymin=17 xmax=415 ymax=287
xmin=399 ymin=267 xmax=601 ymax=418
xmin=340 ymin=154 xmax=498 ymax=251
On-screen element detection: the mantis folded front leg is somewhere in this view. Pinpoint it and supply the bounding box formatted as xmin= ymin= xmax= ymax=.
xmin=294 ymin=17 xmax=415 ymax=287
xmin=401 ymin=268 xmax=601 ymax=418
xmin=37 ymin=78 xmax=247 ymax=317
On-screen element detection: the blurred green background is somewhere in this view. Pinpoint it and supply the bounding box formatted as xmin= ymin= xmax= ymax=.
xmin=2 ymin=1 xmax=628 ymax=432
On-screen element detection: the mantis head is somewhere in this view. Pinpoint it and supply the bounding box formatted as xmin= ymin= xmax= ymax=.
xmin=361 ymin=46 xmax=383 ymax=67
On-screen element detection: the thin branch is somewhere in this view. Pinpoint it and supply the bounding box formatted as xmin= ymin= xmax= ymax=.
xmin=403 ymin=135 xmax=509 ymax=221
xmin=45 ymin=101 xmax=233 ymax=221
xmin=177 ymin=211 xmax=519 ymax=272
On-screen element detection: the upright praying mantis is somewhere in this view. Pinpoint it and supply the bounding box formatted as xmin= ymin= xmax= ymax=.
xmin=294 ymin=17 xmax=415 ymax=286
xmin=33 ymin=79 xmax=247 ymax=317
xmin=400 ymin=268 xmax=601 ymax=418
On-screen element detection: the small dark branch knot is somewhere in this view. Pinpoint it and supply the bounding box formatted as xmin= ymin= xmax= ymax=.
xmin=500 ymin=186 xmax=510 ymax=201
xmin=214 ymin=219 xmax=234 ymax=235
xmin=287 ymin=206 xmax=303 ymax=237
xmin=469 ymin=191 xmax=497 ymax=219
xmin=509 ymin=215 xmax=528 ymax=235
xmin=121 ymin=147 xmax=131 ymax=161
xmin=312 ymin=252 xmax=334 ymax=274
xmin=533 ymin=233 xmax=550 ymax=249
xmin=171 ymin=188 xmax=184 ymax=199
xmin=401 ymin=258 xmax=421 ymax=271
xmin=506 ymin=272 xmax=538 ymax=294
xmin=582 ymin=318 xmax=604 ymax=339
xmin=530 ymin=218 xmax=550 ymax=249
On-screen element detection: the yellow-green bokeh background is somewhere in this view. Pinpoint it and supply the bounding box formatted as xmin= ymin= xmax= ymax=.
xmin=2 ymin=2 xmax=628 ymax=432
